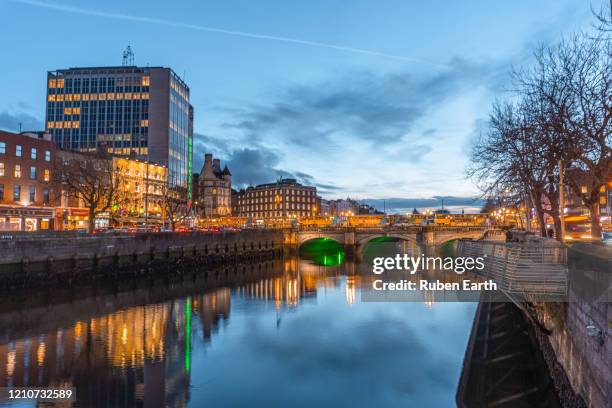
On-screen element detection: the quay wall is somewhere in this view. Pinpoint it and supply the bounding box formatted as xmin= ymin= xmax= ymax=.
xmin=0 ymin=230 xmax=287 ymax=289
xmin=532 ymin=244 xmax=611 ymax=408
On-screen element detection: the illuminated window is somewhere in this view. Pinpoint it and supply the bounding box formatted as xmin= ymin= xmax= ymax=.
xmin=601 ymin=196 xmax=607 ymax=205
xmin=48 ymin=79 xmax=56 ymax=88
xmin=140 ymin=119 xmax=149 ymax=127
xmin=14 ymin=164 xmax=21 ymax=178
xmin=64 ymin=107 xmax=72 ymax=115
xmin=141 ymin=76 xmax=150 ymax=86
xmin=83 ymin=94 xmax=90 ymax=101
xmin=0 ymin=162 xmax=4 ymax=176
xmin=13 ymin=185 xmax=20 ymax=202
xmin=66 ymin=94 xmax=73 ymax=101
xmin=56 ymin=78 xmax=64 ymax=88
xmin=72 ymin=121 xmax=80 ymax=128
xmin=73 ymin=94 xmax=81 ymax=101
xmin=56 ymin=94 xmax=64 ymax=102
xmin=44 ymin=169 xmax=50 ymax=182
xmin=47 ymin=121 xmax=54 ymax=129
xmin=47 ymin=95 xmax=56 ymax=102
xmin=580 ymin=185 xmax=588 ymax=194
xmin=55 ymin=121 xmax=63 ymax=129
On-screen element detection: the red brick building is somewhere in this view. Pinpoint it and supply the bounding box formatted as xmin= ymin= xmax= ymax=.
xmin=0 ymin=130 xmax=56 ymax=231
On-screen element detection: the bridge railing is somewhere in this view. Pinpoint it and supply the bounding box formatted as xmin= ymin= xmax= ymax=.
xmin=457 ymin=239 xmax=568 ymax=296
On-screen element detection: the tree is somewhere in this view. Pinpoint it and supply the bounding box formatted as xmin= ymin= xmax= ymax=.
xmin=53 ymin=153 xmax=126 ymax=232
xmin=514 ymin=32 xmax=611 ymax=240
xmin=161 ymin=185 xmax=189 ymax=231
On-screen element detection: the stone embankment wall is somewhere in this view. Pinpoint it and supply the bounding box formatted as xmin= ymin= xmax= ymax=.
xmin=0 ymin=230 xmax=287 ymax=289
xmin=533 ymin=244 xmax=610 ymax=408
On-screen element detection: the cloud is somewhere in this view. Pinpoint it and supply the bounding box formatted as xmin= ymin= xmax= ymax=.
xmin=0 ymin=111 xmax=43 ymax=133
xmin=194 ymin=133 xmax=340 ymax=191
xmin=219 ymin=58 xmax=507 ymax=153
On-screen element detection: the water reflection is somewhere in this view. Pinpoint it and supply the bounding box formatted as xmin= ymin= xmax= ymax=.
xmin=0 ymin=251 xmax=476 ymax=408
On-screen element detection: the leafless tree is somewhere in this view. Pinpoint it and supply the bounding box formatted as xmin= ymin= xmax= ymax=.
xmin=161 ymin=185 xmax=189 ymax=231
xmin=515 ymin=32 xmax=611 ymax=240
xmin=53 ymin=154 xmax=127 ymax=232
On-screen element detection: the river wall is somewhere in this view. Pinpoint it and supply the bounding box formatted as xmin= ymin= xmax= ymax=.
xmin=0 ymin=230 xmax=287 ymax=290
xmin=532 ymin=244 xmax=611 ymax=408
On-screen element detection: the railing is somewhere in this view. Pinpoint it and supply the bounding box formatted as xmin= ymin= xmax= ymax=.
xmin=457 ymin=239 xmax=568 ymax=296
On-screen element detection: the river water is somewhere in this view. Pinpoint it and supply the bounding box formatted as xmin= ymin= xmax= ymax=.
xmin=0 ymin=241 xmax=476 ymax=408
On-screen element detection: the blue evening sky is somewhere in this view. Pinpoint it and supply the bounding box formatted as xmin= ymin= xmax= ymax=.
xmin=0 ymin=0 xmax=598 ymax=203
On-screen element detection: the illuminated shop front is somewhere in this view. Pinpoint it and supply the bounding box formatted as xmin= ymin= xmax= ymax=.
xmin=0 ymin=206 xmax=54 ymax=231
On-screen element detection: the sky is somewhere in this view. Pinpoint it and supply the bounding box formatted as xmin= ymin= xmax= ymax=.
xmin=0 ymin=0 xmax=599 ymax=210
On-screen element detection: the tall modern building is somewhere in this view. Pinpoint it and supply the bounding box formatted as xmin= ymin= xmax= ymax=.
xmin=45 ymin=66 xmax=193 ymax=197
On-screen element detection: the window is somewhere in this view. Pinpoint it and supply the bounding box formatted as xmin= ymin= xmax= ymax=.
xmin=45 ymin=150 xmax=51 ymax=162
xmin=16 ymin=145 xmax=22 ymax=157
xmin=44 ymin=169 xmax=50 ymax=182
xmin=581 ymin=185 xmax=588 ymax=194
xmin=0 ymin=162 xmax=3 ymax=177
xmin=14 ymin=165 xmax=21 ymax=178
xmin=0 ymin=184 xmax=3 ymax=200
xmin=0 ymin=142 xmax=5 ymax=154
xmin=31 ymin=148 xmax=37 ymax=160
xmin=29 ymin=186 xmax=36 ymax=203
xmin=13 ymin=185 xmax=20 ymax=202
xmin=43 ymin=188 xmax=49 ymax=204
xmin=30 ymin=166 xmax=36 ymax=180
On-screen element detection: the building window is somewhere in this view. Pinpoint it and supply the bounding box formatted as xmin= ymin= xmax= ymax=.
xmin=580 ymin=185 xmax=588 ymax=194
xmin=44 ymin=169 xmax=50 ymax=182
xmin=30 ymin=166 xmax=36 ymax=180
xmin=0 ymin=184 xmax=3 ymax=200
xmin=16 ymin=145 xmax=22 ymax=157
xmin=0 ymin=162 xmax=3 ymax=177
xmin=0 ymin=142 xmax=5 ymax=154
xmin=45 ymin=150 xmax=51 ymax=162
xmin=14 ymin=164 xmax=21 ymax=178
xmin=13 ymin=185 xmax=20 ymax=202
xmin=31 ymin=148 xmax=37 ymax=160
xmin=43 ymin=188 xmax=49 ymax=204
xmin=29 ymin=186 xmax=36 ymax=203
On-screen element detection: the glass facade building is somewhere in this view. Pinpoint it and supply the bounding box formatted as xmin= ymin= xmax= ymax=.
xmin=45 ymin=66 xmax=193 ymax=196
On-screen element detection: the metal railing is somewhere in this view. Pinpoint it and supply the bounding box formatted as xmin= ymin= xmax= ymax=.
xmin=457 ymin=239 xmax=568 ymax=296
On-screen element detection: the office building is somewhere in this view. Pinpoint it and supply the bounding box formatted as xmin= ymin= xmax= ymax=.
xmin=45 ymin=66 xmax=193 ymax=196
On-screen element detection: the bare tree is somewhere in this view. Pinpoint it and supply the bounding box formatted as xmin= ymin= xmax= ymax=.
xmin=53 ymin=153 xmax=126 ymax=232
xmin=515 ymin=32 xmax=611 ymax=240
xmin=161 ymin=185 xmax=189 ymax=231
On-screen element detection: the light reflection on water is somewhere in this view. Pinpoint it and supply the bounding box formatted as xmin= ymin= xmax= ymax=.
xmin=0 ymin=250 xmax=476 ymax=408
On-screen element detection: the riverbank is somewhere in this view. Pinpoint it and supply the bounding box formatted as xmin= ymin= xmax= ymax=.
xmin=0 ymin=231 xmax=285 ymax=290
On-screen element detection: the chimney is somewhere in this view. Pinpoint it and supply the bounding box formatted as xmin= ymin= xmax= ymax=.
xmin=203 ymin=153 xmax=214 ymax=177
xmin=213 ymin=158 xmax=221 ymax=172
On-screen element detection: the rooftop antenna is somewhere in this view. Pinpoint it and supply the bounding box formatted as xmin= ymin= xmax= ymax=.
xmin=122 ymin=45 xmax=134 ymax=66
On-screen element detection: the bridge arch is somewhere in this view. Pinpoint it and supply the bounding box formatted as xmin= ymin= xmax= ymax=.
xmin=297 ymin=234 xmax=345 ymax=247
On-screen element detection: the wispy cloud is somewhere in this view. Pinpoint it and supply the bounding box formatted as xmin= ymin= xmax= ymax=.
xmin=8 ymin=0 xmax=446 ymax=66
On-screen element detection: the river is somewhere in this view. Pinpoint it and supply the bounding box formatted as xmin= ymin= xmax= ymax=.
xmin=0 ymin=240 xmax=476 ymax=408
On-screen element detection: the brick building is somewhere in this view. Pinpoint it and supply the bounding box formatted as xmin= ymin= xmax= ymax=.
xmin=0 ymin=130 xmax=56 ymax=231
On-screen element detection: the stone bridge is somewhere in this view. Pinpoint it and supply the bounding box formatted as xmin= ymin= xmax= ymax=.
xmin=286 ymin=226 xmax=504 ymax=253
